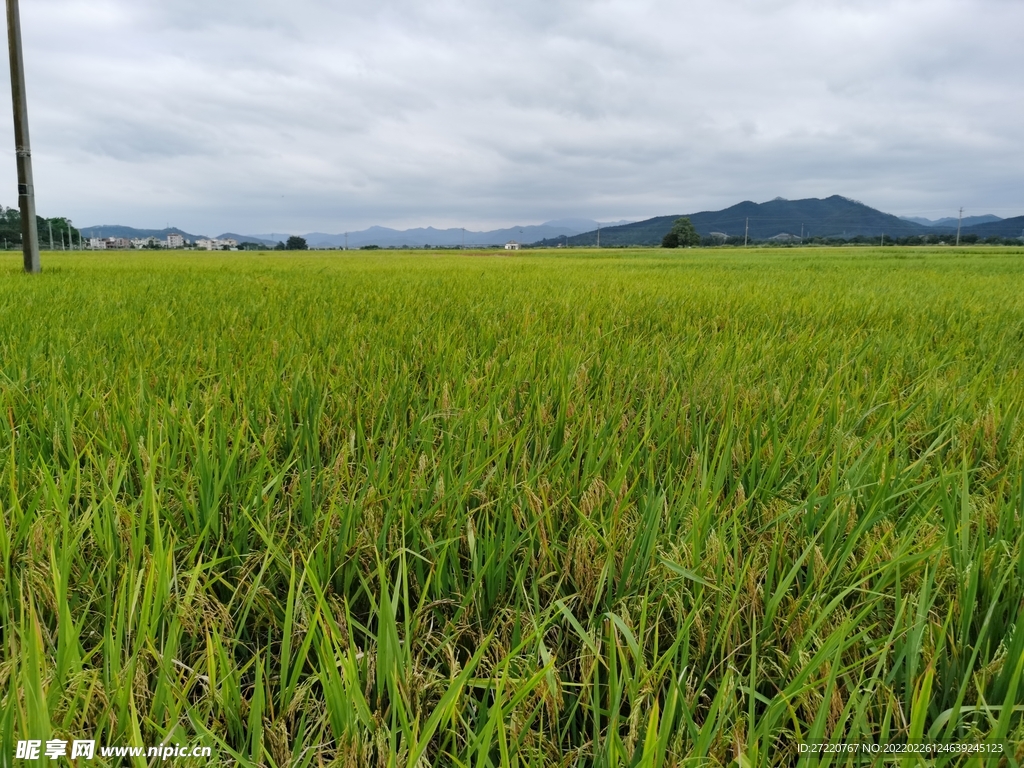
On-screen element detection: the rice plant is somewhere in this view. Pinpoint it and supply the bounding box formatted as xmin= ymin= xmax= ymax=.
xmin=1 ymin=246 xmax=1023 ymax=766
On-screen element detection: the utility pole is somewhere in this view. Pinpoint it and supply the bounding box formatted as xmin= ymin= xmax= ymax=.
xmin=744 ymin=217 xmax=749 ymax=246
xmin=6 ymin=0 xmax=39 ymax=272
xmin=461 ymin=227 xmax=465 ymax=249
xmin=48 ymin=218 xmax=52 ymax=250
xmin=880 ymin=233 xmax=884 ymax=247
xmin=344 ymin=232 xmax=348 ymax=251
xmin=955 ymin=207 xmax=963 ymax=246
xmin=596 ymin=224 xmax=600 ymax=248
xmin=800 ymin=223 xmax=804 ymax=241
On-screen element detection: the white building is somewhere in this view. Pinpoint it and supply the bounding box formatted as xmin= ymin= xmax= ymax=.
xmin=166 ymin=233 xmax=185 ymax=248
xmin=131 ymin=237 xmax=162 ymax=249
xmin=504 ymin=241 xmax=521 ymax=250
xmin=88 ymin=237 xmax=131 ymax=249
xmin=196 ymin=238 xmax=238 ymax=251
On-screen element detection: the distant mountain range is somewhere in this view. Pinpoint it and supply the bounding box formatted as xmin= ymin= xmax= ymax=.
xmin=80 ymin=225 xmax=206 ymax=241
xmin=900 ymin=214 xmax=1002 ymax=228
xmin=81 ymin=203 xmax=1023 ymax=250
xmin=77 ymin=225 xmax=276 ymax=245
xmin=80 ymin=219 xmax=633 ymax=248
xmin=248 ymin=220 xmax=633 ymax=248
xmin=958 ymin=215 xmax=1024 ymax=239
xmin=536 ymin=197 xmax=1024 ymax=247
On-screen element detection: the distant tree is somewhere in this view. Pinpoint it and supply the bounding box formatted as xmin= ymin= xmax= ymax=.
xmin=662 ymin=217 xmax=700 ymax=248
xmin=360 ymin=244 xmax=380 ymax=250
xmin=0 ymin=208 xmax=81 ymax=248
xmin=286 ymin=235 xmax=308 ymax=251
xmin=274 ymin=241 xmax=286 ymax=251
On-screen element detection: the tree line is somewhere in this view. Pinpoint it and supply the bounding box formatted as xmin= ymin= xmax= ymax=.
xmin=0 ymin=205 xmax=81 ymax=248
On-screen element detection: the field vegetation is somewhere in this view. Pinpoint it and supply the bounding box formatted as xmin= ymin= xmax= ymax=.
xmin=2 ymin=247 xmax=1024 ymax=766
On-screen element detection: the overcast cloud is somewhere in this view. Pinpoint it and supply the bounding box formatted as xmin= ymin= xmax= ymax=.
xmin=4 ymin=0 xmax=1022 ymax=234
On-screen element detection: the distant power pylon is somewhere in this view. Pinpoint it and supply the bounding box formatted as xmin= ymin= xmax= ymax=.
xmin=6 ymin=0 xmax=40 ymax=272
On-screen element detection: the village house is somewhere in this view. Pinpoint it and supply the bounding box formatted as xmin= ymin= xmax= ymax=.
xmin=89 ymin=237 xmax=131 ymax=249
xmin=196 ymin=238 xmax=239 ymax=251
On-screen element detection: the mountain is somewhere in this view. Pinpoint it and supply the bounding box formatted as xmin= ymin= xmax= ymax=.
xmin=901 ymin=214 xmax=1002 ymax=228
xmin=258 ymin=220 xmax=627 ymax=248
xmin=542 ymin=218 xmax=634 ymax=230
xmin=537 ymin=196 xmax=940 ymax=247
xmin=80 ymin=225 xmax=205 ymax=241
xmin=216 ymin=233 xmax=278 ymax=245
xmin=960 ymin=216 xmax=1024 ymax=239
xmin=247 ymin=233 xmax=295 ymax=244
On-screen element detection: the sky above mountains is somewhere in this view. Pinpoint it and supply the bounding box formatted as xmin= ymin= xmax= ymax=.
xmin=5 ymin=0 xmax=1022 ymax=234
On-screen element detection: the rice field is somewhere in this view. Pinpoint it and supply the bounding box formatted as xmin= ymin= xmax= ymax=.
xmin=2 ymin=246 xmax=1024 ymax=766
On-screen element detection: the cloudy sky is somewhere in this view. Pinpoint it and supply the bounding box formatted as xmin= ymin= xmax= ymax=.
xmin=3 ymin=0 xmax=1022 ymax=234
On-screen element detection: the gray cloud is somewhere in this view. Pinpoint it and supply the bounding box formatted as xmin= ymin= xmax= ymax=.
xmin=3 ymin=0 xmax=1021 ymax=233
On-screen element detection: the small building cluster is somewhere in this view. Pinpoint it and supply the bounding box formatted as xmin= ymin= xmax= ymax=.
xmin=88 ymin=237 xmax=132 ymax=249
xmin=89 ymin=235 xmax=191 ymax=249
xmin=85 ymin=234 xmax=240 ymax=250
xmin=196 ymin=238 xmax=238 ymax=251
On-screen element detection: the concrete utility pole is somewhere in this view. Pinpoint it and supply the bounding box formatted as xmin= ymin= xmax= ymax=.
xmin=955 ymin=207 xmax=963 ymax=246
xmin=6 ymin=0 xmax=39 ymax=272
xmin=744 ymin=217 xmax=749 ymax=246
xmin=47 ymin=218 xmax=52 ymax=250
xmin=344 ymin=232 xmax=348 ymax=251
xmin=596 ymin=224 xmax=600 ymax=248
